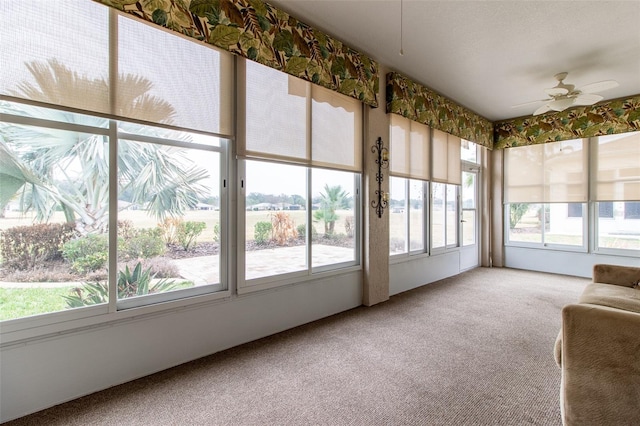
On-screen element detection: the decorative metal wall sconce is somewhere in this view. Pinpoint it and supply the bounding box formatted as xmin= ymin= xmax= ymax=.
xmin=371 ymin=136 xmax=389 ymax=218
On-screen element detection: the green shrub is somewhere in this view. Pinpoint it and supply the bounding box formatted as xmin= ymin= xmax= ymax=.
xmin=296 ymin=224 xmax=306 ymax=239
xmin=62 ymin=234 xmax=109 ymax=274
xmin=176 ymin=221 xmax=206 ymax=250
xmin=0 ymin=223 xmax=75 ymax=270
xmin=119 ymin=228 xmax=165 ymax=260
xmin=64 ymin=262 xmax=179 ymax=308
xmin=254 ymin=221 xmax=272 ymax=245
xmin=296 ymin=223 xmax=318 ymax=241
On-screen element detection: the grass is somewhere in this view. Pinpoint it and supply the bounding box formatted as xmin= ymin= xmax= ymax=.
xmin=0 ymin=280 xmax=194 ymax=321
xmin=0 ymin=286 xmax=75 ymax=320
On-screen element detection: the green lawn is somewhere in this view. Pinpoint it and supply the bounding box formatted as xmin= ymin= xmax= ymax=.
xmin=0 ymin=286 xmax=77 ymax=320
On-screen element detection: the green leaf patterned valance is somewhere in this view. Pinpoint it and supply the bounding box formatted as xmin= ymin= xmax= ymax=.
xmin=494 ymin=95 xmax=640 ymax=149
xmin=93 ymin=0 xmax=379 ymax=107
xmin=386 ymin=72 xmax=494 ymax=149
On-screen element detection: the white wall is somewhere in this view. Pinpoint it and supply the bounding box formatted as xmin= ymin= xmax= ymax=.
xmin=390 ymin=251 xmax=460 ymax=296
xmin=0 ymin=257 xmax=467 ymax=423
xmin=0 ymin=272 xmax=362 ymax=422
xmin=504 ymin=246 xmax=639 ymax=278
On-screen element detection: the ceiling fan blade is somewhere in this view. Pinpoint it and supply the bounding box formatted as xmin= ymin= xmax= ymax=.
xmin=548 ymin=98 xmax=576 ymax=112
xmin=511 ymin=99 xmax=551 ymax=108
xmin=579 ymin=80 xmax=619 ymax=94
xmin=544 ymin=87 xmax=569 ymax=96
xmin=573 ymin=93 xmax=604 ymax=106
xmin=533 ymin=104 xmax=552 ymax=116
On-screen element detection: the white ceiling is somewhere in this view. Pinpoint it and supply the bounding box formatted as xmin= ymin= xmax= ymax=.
xmin=268 ymin=0 xmax=640 ymax=121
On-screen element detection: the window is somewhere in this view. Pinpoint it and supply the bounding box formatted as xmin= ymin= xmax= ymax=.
xmin=389 ymin=115 xmax=464 ymax=255
xmin=239 ymin=59 xmax=362 ymax=289
xmin=389 ymin=177 xmax=426 ymax=255
xmin=0 ymin=103 xmax=229 ymax=320
xmin=116 ymin=125 xmax=225 ymax=309
xmin=389 ymin=177 xmax=408 ymax=254
xmin=593 ymin=132 xmax=640 ymax=254
xmin=505 ymin=133 xmax=639 ymax=255
xmin=461 ymin=171 xmax=476 ymax=247
xmin=504 ymin=139 xmax=588 ymax=250
xmin=389 ymin=115 xmax=429 ymax=256
xmin=431 ymin=183 xmax=459 ymax=249
xmin=0 ymin=0 xmax=233 ymax=322
xmin=599 ymin=202 xmax=614 ymax=219
xmin=625 ymin=202 xmax=640 ymax=220
xmin=461 ymin=140 xmax=478 ymax=163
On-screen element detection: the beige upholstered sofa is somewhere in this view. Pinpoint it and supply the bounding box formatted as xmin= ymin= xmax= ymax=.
xmin=554 ymin=264 xmax=640 ymax=425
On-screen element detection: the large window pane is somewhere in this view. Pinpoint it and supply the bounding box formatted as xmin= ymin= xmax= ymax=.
xmin=117 ymin=137 xmax=221 ymax=301
xmin=431 ymin=183 xmax=446 ymax=249
xmin=409 ymin=180 xmax=424 ymax=251
xmin=446 ymin=185 xmax=458 ymax=247
xmin=462 ymin=171 xmax=476 ymax=247
xmin=389 ymin=177 xmax=407 ymax=255
xmin=311 ymin=169 xmax=357 ymax=268
xmin=546 ymin=203 xmax=584 ymax=246
xmin=0 ymin=121 xmax=109 ymax=320
xmin=461 ymin=140 xmax=478 ymax=163
xmin=507 ymin=203 xmax=543 ymax=244
xmin=245 ymin=161 xmax=307 ymax=280
xmin=596 ymin=202 xmax=640 ymax=251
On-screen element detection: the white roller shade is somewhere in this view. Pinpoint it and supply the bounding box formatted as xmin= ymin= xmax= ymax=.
xmin=0 ymin=1 xmax=233 ymax=136
xmin=432 ymin=129 xmax=461 ymax=185
xmin=117 ymin=15 xmax=233 ymax=135
xmin=1 ymin=1 xmax=110 ymax=114
xmin=242 ymin=59 xmax=362 ymax=172
xmin=505 ymin=139 xmax=588 ymax=203
xmin=311 ymin=85 xmax=362 ymax=171
xmin=243 ymin=62 xmax=308 ymax=162
xmin=390 ymin=114 xmax=430 ymax=180
xmin=593 ymin=132 xmax=640 ymax=201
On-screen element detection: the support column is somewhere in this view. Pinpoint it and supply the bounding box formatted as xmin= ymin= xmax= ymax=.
xmin=363 ymin=67 xmax=390 ymax=306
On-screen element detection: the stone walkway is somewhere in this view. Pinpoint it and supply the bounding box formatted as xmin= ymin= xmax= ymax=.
xmin=0 ymin=245 xmax=355 ymax=288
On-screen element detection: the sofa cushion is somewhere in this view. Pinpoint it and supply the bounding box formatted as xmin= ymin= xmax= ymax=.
xmin=579 ymin=282 xmax=640 ymax=314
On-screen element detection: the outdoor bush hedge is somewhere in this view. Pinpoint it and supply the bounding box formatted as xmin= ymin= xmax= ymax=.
xmin=120 ymin=228 xmax=165 ymax=260
xmin=176 ymin=221 xmax=206 ymax=251
xmin=254 ymin=221 xmax=272 ymax=245
xmin=0 ymin=223 xmax=75 ymax=270
xmin=62 ymin=233 xmax=109 ymax=274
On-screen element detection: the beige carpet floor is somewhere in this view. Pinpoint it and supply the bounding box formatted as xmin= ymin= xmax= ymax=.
xmin=4 ymin=267 xmax=588 ymax=425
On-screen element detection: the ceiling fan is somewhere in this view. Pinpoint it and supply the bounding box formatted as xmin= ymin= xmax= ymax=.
xmin=514 ymin=72 xmax=619 ymax=116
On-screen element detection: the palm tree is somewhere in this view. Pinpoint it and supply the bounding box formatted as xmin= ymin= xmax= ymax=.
xmin=0 ymin=59 xmax=209 ymax=234
xmin=313 ymin=184 xmax=348 ymax=235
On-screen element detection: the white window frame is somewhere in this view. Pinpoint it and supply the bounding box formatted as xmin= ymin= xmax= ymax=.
xmin=0 ymin=99 xmax=232 ymax=340
xmin=237 ymin=159 xmax=362 ymax=294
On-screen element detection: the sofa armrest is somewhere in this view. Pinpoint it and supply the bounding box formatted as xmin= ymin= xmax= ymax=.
xmin=593 ymin=264 xmax=640 ymax=288
xmin=561 ymin=303 xmax=640 ymax=425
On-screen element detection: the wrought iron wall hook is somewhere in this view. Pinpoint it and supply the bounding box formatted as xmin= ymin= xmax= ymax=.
xmin=371 ymin=137 xmax=389 ymax=218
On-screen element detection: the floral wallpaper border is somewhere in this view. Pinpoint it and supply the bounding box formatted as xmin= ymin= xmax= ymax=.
xmin=494 ymin=95 xmax=640 ymax=148
xmin=386 ymin=72 xmax=494 ymax=149
xmin=94 ymin=0 xmax=379 ymax=107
